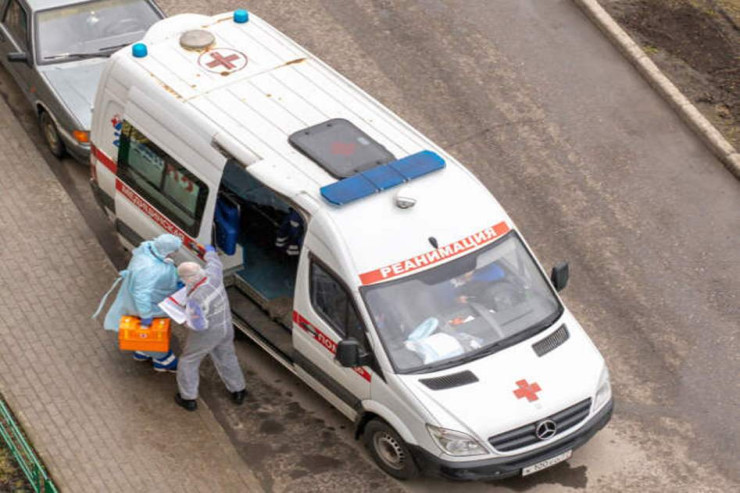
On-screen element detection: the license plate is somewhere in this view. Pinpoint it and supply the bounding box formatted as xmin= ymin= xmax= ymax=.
xmin=522 ymin=450 xmax=572 ymax=476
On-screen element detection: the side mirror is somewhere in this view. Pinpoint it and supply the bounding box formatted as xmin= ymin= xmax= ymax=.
xmin=336 ymin=338 xmax=372 ymax=368
xmin=7 ymin=52 xmax=28 ymax=63
xmin=550 ymin=262 xmax=569 ymax=292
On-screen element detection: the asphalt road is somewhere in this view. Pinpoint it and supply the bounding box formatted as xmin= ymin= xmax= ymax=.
xmin=2 ymin=0 xmax=738 ymax=491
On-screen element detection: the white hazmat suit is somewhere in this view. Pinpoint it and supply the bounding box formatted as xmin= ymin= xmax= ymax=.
xmin=176 ymin=249 xmax=246 ymax=400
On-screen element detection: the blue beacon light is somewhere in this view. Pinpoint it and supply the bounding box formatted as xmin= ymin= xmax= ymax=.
xmin=132 ymin=43 xmax=148 ymax=58
xmin=234 ymin=9 xmax=249 ymax=23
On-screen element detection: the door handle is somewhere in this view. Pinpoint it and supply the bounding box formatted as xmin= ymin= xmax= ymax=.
xmin=299 ymin=321 xmax=316 ymax=336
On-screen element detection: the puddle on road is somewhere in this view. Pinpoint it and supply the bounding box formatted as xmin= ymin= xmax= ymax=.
xmin=198 ymin=361 xmax=404 ymax=492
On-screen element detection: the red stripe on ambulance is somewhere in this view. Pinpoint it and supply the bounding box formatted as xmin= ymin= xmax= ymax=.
xmin=293 ymin=311 xmax=372 ymax=382
xmin=359 ymin=221 xmax=510 ymax=285
xmin=91 ymin=144 xmax=117 ymax=173
xmin=115 ymin=179 xmax=205 ymax=259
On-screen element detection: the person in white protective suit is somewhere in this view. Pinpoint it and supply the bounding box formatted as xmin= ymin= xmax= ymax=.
xmin=174 ymin=245 xmax=247 ymax=411
xmin=93 ymin=233 xmax=182 ymax=372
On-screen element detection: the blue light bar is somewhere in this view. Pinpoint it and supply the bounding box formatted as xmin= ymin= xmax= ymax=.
xmin=321 ymin=150 xmax=445 ymax=206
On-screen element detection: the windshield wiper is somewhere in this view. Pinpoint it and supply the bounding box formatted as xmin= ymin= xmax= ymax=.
xmin=406 ymin=340 xmax=506 ymax=375
xmin=45 ymin=43 xmax=130 ymax=61
xmin=44 ymin=52 xmax=108 ymax=61
xmin=97 ymin=43 xmax=130 ymax=53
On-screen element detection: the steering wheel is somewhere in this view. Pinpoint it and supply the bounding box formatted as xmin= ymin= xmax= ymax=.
xmin=102 ymin=18 xmax=146 ymax=37
xmin=482 ymin=281 xmax=524 ymax=311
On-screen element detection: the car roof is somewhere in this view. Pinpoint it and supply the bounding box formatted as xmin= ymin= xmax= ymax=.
xmin=116 ymin=11 xmax=514 ymax=285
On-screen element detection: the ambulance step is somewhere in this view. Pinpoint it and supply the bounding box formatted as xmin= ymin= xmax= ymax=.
xmin=227 ymin=287 xmax=294 ymax=359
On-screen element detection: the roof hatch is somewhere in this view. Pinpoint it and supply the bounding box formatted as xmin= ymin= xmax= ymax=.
xmin=289 ymin=118 xmax=396 ymax=178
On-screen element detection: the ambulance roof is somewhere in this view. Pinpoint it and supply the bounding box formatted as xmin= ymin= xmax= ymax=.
xmin=121 ymin=11 xmax=512 ymax=284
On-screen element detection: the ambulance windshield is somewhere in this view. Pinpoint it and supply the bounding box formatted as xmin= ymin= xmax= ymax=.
xmin=362 ymin=233 xmax=562 ymax=374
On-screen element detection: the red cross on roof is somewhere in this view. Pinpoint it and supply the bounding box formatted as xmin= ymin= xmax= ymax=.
xmin=206 ymin=52 xmax=241 ymax=70
xmin=331 ymin=141 xmax=356 ymax=156
xmin=513 ymin=379 xmax=542 ymax=402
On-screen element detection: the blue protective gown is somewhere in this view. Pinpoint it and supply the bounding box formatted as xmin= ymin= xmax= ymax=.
xmin=102 ymin=241 xmax=180 ymax=331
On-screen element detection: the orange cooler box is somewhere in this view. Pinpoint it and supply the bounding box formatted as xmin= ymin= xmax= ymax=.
xmin=118 ymin=316 xmax=171 ymax=352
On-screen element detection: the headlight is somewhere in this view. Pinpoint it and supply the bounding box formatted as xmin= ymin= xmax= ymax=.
xmin=426 ymin=424 xmax=487 ymax=456
xmin=594 ymin=365 xmax=611 ymax=410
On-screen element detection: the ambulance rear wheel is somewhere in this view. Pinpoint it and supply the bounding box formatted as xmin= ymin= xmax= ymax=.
xmin=364 ymin=419 xmax=418 ymax=480
xmin=39 ymin=111 xmax=65 ymax=158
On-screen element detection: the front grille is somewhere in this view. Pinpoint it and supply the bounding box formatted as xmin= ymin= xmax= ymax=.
xmin=489 ymin=398 xmax=591 ymax=452
xmin=419 ymin=371 xmax=479 ymax=390
xmin=532 ymin=324 xmax=569 ymax=357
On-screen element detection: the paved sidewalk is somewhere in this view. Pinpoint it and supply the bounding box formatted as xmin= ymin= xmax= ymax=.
xmin=0 ymin=96 xmax=261 ymax=492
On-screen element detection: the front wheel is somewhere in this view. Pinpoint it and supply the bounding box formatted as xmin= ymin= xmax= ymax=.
xmin=363 ymin=419 xmax=418 ymax=480
xmin=39 ymin=111 xmax=65 ymax=158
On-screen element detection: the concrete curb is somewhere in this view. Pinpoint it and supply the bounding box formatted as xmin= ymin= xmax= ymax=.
xmin=573 ymin=0 xmax=740 ymax=179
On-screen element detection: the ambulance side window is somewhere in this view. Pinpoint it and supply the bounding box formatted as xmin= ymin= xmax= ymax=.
xmin=117 ymin=121 xmax=208 ymax=236
xmin=310 ymin=261 xmax=366 ymax=343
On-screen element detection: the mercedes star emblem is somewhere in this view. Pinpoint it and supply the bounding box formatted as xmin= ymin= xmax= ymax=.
xmin=535 ymin=419 xmax=557 ymax=440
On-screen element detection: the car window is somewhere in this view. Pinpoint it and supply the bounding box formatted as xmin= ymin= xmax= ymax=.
xmin=311 ymin=262 xmax=365 ymax=341
xmin=117 ymin=121 xmax=208 ymax=236
xmin=35 ymin=0 xmax=161 ymax=63
xmin=3 ymin=0 xmax=29 ymax=49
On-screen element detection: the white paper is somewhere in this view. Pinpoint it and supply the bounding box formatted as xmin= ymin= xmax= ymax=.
xmin=405 ymin=333 xmax=464 ymax=364
xmin=158 ymin=287 xmax=187 ymax=324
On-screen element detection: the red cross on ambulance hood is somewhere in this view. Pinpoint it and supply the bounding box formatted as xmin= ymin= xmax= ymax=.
xmin=398 ymin=313 xmax=605 ymax=442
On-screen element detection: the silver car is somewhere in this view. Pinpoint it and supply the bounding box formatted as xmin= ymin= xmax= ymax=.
xmin=0 ymin=0 xmax=163 ymax=163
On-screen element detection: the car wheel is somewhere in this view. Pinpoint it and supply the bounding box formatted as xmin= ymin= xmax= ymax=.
xmin=363 ymin=419 xmax=418 ymax=480
xmin=39 ymin=111 xmax=65 ymax=158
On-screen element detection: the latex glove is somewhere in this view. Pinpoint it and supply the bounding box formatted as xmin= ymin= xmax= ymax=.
xmin=185 ymin=300 xmax=207 ymax=331
xmin=140 ymin=317 xmax=153 ymax=328
xmin=205 ymin=244 xmax=217 ymax=253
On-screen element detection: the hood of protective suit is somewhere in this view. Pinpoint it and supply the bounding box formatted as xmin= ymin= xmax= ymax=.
xmin=178 ymin=262 xmax=205 ymax=286
xmin=151 ymin=234 xmax=182 ymax=259
xmin=99 ymin=235 xmax=181 ymax=330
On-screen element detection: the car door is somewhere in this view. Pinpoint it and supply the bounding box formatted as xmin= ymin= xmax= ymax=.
xmin=293 ymin=249 xmax=373 ymax=415
xmin=0 ymin=0 xmax=35 ymax=101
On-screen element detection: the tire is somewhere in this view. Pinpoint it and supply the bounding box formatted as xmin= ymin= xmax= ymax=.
xmin=39 ymin=111 xmax=65 ymax=158
xmin=363 ymin=419 xmax=419 ymax=480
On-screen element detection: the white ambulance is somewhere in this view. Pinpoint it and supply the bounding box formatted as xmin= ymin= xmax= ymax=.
xmin=89 ymin=10 xmax=612 ymax=480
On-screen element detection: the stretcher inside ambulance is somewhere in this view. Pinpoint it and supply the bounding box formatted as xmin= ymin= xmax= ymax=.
xmin=89 ymin=10 xmax=612 ymax=481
